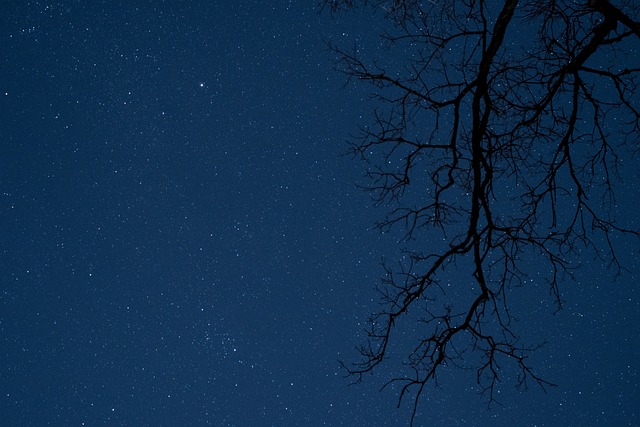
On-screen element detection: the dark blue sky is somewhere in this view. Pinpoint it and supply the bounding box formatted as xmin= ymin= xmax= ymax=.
xmin=1 ymin=1 xmax=638 ymax=426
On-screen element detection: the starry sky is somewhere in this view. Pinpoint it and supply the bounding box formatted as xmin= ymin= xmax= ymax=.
xmin=1 ymin=1 xmax=638 ymax=426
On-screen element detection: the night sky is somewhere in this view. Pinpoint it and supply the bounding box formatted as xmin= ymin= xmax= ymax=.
xmin=1 ymin=1 xmax=639 ymax=426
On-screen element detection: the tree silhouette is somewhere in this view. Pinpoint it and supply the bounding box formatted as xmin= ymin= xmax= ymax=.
xmin=323 ymin=0 xmax=640 ymax=424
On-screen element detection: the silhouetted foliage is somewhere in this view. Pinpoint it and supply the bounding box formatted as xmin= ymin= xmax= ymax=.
xmin=324 ymin=0 xmax=640 ymax=424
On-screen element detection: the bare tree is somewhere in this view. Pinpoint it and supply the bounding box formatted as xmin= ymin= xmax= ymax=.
xmin=323 ymin=0 xmax=640 ymax=424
